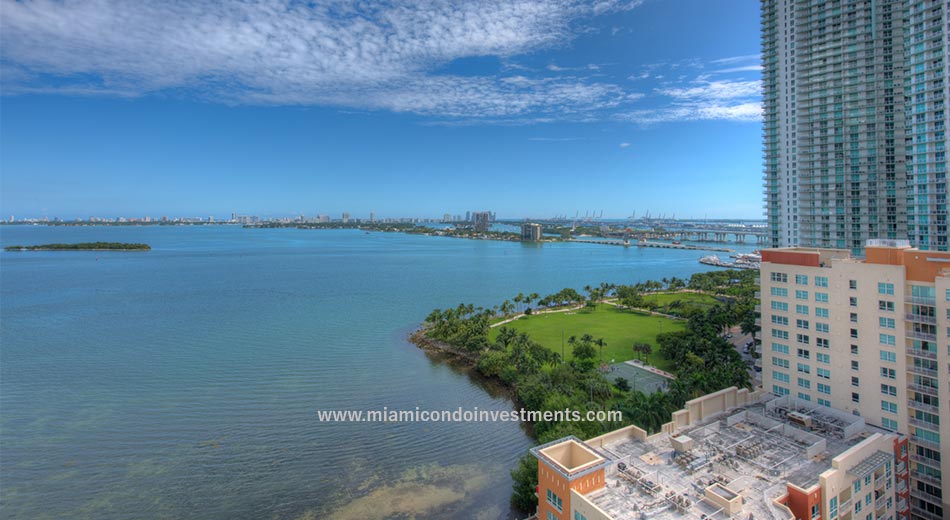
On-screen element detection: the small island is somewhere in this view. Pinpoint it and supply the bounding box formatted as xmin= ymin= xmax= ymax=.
xmin=4 ymin=242 xmax=151 ymax=252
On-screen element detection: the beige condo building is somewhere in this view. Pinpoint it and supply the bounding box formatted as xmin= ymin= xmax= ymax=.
xmin=759 ymin=240 xmax=950 ymax=520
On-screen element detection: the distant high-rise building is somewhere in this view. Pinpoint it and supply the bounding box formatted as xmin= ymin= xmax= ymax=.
xmin=465 ymin=211 xmax=471 ymax=223
xmin=472 ymin=211 xmax=490 ymax=233
xmin=369 ymin=212 xmax=375 ymax=223
xmin=342 ymin=212 xmax=350 ymax=223
xmin=442 ymin=213 xmax=452 ymax=222
xmin=521 ymin=222 xmax=542 ymax=241
xmin=762 ymin=0 xmax=948 ymax=253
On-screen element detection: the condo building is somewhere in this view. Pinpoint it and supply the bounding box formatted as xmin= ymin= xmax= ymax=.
xmin=522 ymin=223 xmax=543 ymax=242
xmin=762 ymin=0 xmax=948 ymax=252
xmin=532 ymin=387 xmax=909 ymax=520
xmin=759 ymin=240 xmax=950 ymax=520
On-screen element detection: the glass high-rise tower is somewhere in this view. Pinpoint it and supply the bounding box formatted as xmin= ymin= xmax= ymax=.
xmin=763 ymin=0 xmax=948 ymax=254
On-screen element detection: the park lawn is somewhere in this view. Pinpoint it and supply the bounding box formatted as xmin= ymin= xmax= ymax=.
xmin=640 ymin=291 xmax=721 ymax=309
xmin=490 ymin=305 xmax=680 ymax=371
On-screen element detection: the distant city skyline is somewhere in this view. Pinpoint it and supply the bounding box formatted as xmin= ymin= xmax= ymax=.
xmin=1 ymin=0 xmax=763 ymax=219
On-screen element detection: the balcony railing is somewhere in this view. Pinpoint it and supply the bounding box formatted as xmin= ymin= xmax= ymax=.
xmin=907 ymin=383 xmax=940 ymax=396
xmin=905 ymin=313 xmax=938 ymax=324
xmin=908 ymin=399 xmax=939 ymax=414
xmin=909 ymin=365 xmax=939 ymax=377
xmin=910 ymin=434 xmax=942 ymax=451
xmin=907 ymin=330 xmax=938 ymax=342
xmin=907 ymin=348 xmax=937 ymax=360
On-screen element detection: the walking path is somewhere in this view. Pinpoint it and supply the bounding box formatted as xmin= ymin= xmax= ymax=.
xmin=490 ymin=304 xmax=584 ymax=328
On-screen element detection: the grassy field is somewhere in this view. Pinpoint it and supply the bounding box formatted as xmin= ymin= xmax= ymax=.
xmin=490 ymin=305 xmax=680 ymax=370
xmin=640 ymin=291 xmax=721 ymax=309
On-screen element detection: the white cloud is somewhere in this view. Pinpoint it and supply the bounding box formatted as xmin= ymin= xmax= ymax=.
xmin=710 ymin=54 xmax=760 ymax=65
xmin=712 ymin=65 xmax=763 ymax=74
xmin=658 ymin=80 xmax=761 ymax=101
xmin=618 ymin=142 xmax=631 ymax=148
xmin=0 ymin=0 xmax=644 ymax=120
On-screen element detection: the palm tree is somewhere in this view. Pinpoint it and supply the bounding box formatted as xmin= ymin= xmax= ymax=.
xmin=500 ymin=300 xmax=515 ymax=317
xmin=513 ymin=293 xmax=524 ymax=312
xmin=595 ymin=338 xmax=607 ymax=363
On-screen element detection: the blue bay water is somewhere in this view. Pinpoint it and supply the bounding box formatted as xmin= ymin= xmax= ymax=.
xmin=0 ymin=226 xmax=755 ymax=519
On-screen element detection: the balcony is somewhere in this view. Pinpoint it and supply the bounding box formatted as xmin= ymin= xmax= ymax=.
xmin=908 ymin=417 xmax=940 ymax=431
xmin=907 ymin=330 xmax=938 ymax=342
xmin=909 ymin=364 xmax=939 ymax=377
xmin=907 ymin=348 xmax=937 ymax=360
xmin=908 ymin=399 xmax=939 ymax=414
xmin=914 ymin=472 xmax=942 ymax=487
xmin=906 ymin=295 xmax=937 ymax=306
xmin=907 ymin=383 xmax=939 ymax=396
xmin=905 ymin=313 xmax=938 ymax=324
xmin=910 ymin=434 xmax=942 ymax=450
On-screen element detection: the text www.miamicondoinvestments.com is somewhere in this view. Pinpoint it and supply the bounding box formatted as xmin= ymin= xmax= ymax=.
xmin=317 ymin=407 xmax=622 ymax=423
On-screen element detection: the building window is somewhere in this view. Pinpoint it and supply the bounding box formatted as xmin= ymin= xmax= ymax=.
xmin=574 ymin=512 xmax=588 ymax=520
xmin=817 ymin=354 xmax=830 ymax=365
xmin=771 ymin=287 xmax=788 ymax=297
xmin=850 ymin=329 xmax=858 ymax=339
xmin=796 ymin=274 xmax=808 ymax=285
xmin=815 ymin=276 xmax=828 ymax=288
xmin=878 ymin=300 xmax=895 ymax=312
xmin=881 ymin=384 xmax=897 ymax=396
xmin=882 ymin=418 xmax=898 ymax=431
xmin=773 ymin=357 xmax=790 ymax=369
xmin=798 ymin=378 xmax=810 ymax=389
xmin=772 ymin=343 xmax=789 ymax=354
xmin=815 ymin=292 xmax=828 ymax=303
xmin=796 ymin=348 xmax=810 ymax=359
xmin=796 ymin=290 xmax=809 ymax=300
xmin=796 ymin=319 xmax=809 ymax=330
xmin=811 ymin=504 xmax=820 ymax=519
xmin=772 ymin=329 xmax=789 ymax=340
xmin=881 ymin=400 xmax=898 ymax=414
xmin=850 ymin=312 xmax=858 ymax=323
xmin=851 ymin=360 xmax=859 ymax=371
xmin=771 ymin=301 xmax=789 ymax=311
xmin=772 ymin=315 xmax=789 ymax=326
xmin=818 ymin=383 xmax=831 ymax=395
xmin=850 ymin=345 xmax=858 ymax=355
xmin=849 ymin=280 xmax=857 ymax=290
xmin=774 ymin=385 xmax=790 ymax=396
xmin=849 ymin=297 xmax=858 ymax=307
xmin=879 ymin=334 xmax=896 ymax=347
xmin=880 ymin=350 xmax=896 ymax=362
xmin=797 ymin=334 xmax=810 ymax=345
xmin=852 ymin=392 xmax=860 ymax=403
xmin=816 ymin=338 xmax=829 ymax=348
xmin=796 ymin=304 xmax=809 ymax=315
xmin=816 ymin=323 xmax=829 ymax=333
xmin=879 ymin=317 xmax=896 ymax=329
xmin=774 ymin=371 xmax=790 ymax=383
xmin=878 ymin=283 xmax=894 ymax=295
xmin=546 ymin=489 xmax=563 ymax=512
xmin=815 ymin=307 xmax=829 ymax=318
xmin=797 ymin=363 xmax=811 ymax=374
xmin=798 ymin=392 xmax=811 ymax=401
xmin=771 ymin=272 xmax=788 ymax=283
xmin=818 ymin=398 xmax=831 ymax=407
xmin=880 ymin=367 xmax=896 ymax=379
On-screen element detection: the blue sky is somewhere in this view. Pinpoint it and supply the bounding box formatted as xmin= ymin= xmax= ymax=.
xmin=0 ymin=0 xmax=763 ymax=220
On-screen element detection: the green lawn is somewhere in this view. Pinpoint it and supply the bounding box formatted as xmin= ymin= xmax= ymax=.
xmin=640 ymin=291 xmax=720 ymax=309
xmin=490 ymin=305 xmax=680 ymax=371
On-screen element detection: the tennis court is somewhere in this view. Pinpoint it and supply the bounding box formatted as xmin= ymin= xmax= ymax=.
xmin=605 ymin=361 xmax=673 ymax=394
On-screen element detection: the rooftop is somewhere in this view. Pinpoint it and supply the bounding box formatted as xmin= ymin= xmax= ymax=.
xmin=580 ymin=397 xmax=883 ymax=520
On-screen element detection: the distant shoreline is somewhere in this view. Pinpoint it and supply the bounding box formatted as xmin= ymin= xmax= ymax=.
xmin=4 ymin=242 xmax=151 ymax=252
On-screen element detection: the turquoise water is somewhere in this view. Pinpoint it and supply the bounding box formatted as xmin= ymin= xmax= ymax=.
xmin=0 ymin=226 xmax=755 ymax=519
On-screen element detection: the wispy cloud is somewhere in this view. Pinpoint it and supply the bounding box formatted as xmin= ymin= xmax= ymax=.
xmin=618 ymin=142 xmax=631 ymax=148
xmin=0 ymin=0 xmax=644 ymax=121
xmin=710 ymin=54 xmax=760 ymax=65
xmin=529 ymin=136 xmax=587 ymax=141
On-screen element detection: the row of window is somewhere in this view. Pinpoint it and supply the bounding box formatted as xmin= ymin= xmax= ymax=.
xmin=769 ymin=272 xmax=828 ymax=288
